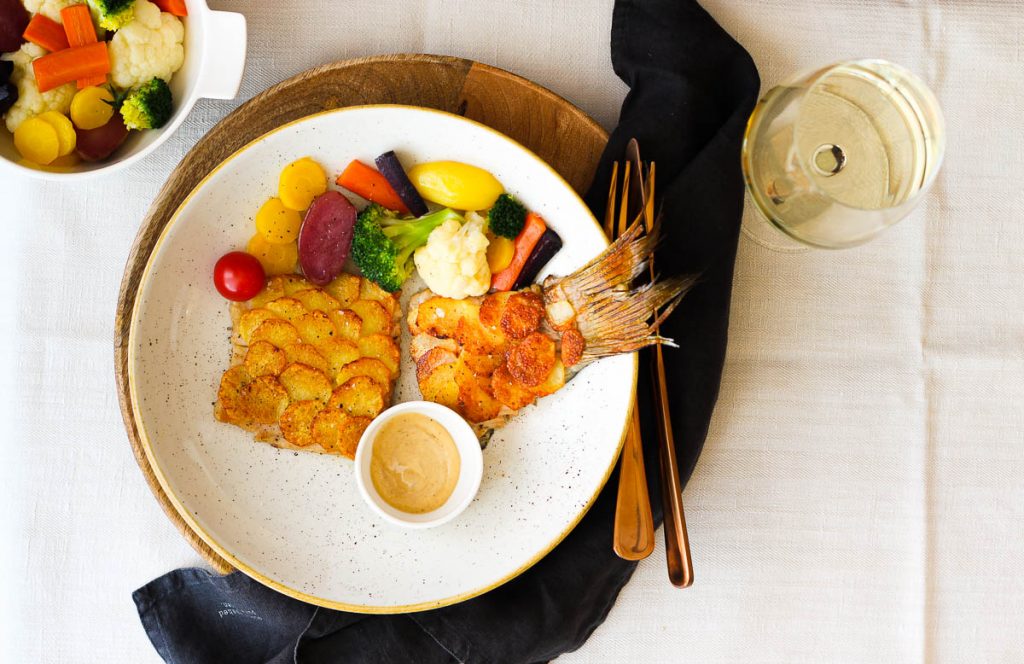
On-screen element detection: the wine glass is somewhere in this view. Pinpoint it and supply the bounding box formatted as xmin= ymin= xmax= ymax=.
xmin=741 ymin=59 xmax=945 ymax=249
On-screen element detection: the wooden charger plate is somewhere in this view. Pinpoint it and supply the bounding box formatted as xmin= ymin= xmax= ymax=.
xmin=115 ymin=54 xmax=607 ymax=574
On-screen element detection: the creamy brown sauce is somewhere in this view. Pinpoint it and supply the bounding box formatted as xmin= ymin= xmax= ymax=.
xmin=370 ymin=413 xmax=460 ymax=514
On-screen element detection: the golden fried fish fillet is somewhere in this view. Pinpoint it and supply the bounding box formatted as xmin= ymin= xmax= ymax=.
xmin=215 ymin=273 xmax=401 ymax=459
xmin=408 ymin=219 xmax=696 ymax=438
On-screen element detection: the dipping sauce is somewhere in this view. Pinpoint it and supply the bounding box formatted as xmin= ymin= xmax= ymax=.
xmin=370 ymin=412 xmax=460 ymax=514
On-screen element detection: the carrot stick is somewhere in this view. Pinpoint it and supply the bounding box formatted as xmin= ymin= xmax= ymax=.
xmin=23 ymin=14 xmax=69 ymax=52
xmin=152 ymin=0 xmax=188 ymax=16
xmin=32 ymin=41 xmax=109 ymax=92
xmin=59 ymin=5 xmax=105 ymax=88
xmin=336 ymin=160 xmax=410 ymax=214
xmin=491 ymin=212 xmax=547 ymax=291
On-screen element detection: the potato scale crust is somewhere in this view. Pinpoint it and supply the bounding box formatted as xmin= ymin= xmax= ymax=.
xmin=215 ymin=273 xmax=400 ymax=459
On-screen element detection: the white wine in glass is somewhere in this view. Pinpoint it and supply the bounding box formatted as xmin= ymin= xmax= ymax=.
xmin=742 ymin=59 xmax=945 ymax=249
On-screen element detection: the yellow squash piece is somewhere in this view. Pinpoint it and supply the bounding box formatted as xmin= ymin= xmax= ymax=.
xmin=278 ymin=157 xmax=327 ymax=211
xmin=70 ymin=87 xmax=115 ymax=130
xmin=247 ymin=233 xmax=299 ymax=275
xmin=407 ymin=161 xmax=504 ymax=211
xmin=13 ymin=117 xmax=60 ymax=165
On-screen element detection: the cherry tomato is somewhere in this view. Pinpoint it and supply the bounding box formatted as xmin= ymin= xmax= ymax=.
xmin=213 ymin=251 xmax=266 ymax=301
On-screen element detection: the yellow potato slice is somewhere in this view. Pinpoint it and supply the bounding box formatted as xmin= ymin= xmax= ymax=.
xmin=328 ymin=376 xmax=387 ymax=418
xmin=530 ymin=359 xmax=566 ymax=397
xmin=349 ymin=300 xmax=391 ymax=337
xmin=324 ymin=273 xmax=361 ymax=309
xmin=250 ymin=319 xmax=301 ymax=349
xmin=237 ymin=308 xmax=277 ymax=345
xmin=334 ymin=358 xmax=391 ymax=390
xmin=358 ymin=334 xmax=400 ymax=378
xmin=292 ymin=288 xmax=340 ymax=314
xmin=294 ymin=311 xmax=337 ymax=346
xmin=279 ymin=363 xmax=332 ymax=403
xmin=215 ymin=366 xmax=289 ymax=426
xmin=358 ymin=279 xmax=399 ymax=317
xmin=282 ymin=343 xmax=329 ymax=374
xmin=310 ymin=409 xmax=349 ymax=455
xmin=329 ymin=310 xmax=363 ymax=343
xmin=318 ymin=339 xmax=360 ymax=378
xmin=247 ymin=277 xmax=287 ymax=308
xmin=278 ymin=274 xmax=311 ymax=295
xmin=244 ymin=341 xmax=287 ymax=377
xmin=280 ymin=400 xmax=325 ymax=447
xmin=416 ymin=355 xmax=459 ymax=411
xmin=265 ymin=297 xmax=307 ymax=323
xmin=456 ymin=359 xmax=503 ymax=423
xmin=312 ymin=411 xmax=370 ymax=459
xmin=415 ymin=297 xmax=482 ymax=340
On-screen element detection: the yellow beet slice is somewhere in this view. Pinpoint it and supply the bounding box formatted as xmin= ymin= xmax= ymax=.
xmin=13 ymin=117 xmax=60 ymax=165
xmin=70 ymin=87 xmax=115 ymax=130
xmin=255 ymin=198 xmax=303 ymax=244
xmin=247 ymin=233 xmax=298 ymax=275
xmin=278 ymin=157 xmax=327 ymax=211
xmin=37 ymin=112 xmax=77 ymax=157
xmin=486 ymin=235 xmax=515 ymax=272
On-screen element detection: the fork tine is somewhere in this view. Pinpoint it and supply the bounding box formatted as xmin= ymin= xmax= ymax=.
xmin=603 ymin=162 xmax=619 ymax=239
xmin=617 ymin=160 xmax=631 ymax=239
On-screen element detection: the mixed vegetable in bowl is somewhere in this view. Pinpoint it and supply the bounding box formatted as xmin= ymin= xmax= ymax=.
xmin=0 ymin=0 xmax=185 ymax=170
xmin=213 ymin=153 xmax=563 ymax=305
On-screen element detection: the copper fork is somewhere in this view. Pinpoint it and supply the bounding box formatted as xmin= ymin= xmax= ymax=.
xmin=607 ymin=160 xmax=656 ymax=561
xmin=625 ymin=139 xmax=694 ymax=588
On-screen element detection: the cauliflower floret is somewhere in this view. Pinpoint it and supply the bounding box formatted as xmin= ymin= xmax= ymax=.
xmin=108 ymin=0 xmax=184 ymax=90
xmin=414 ymin=214 xmax=492 ymax=300
xmin=2 ymin=43 xmax=75 ymax=133
xmin=21 ymin=0 xmax=79 ymax=21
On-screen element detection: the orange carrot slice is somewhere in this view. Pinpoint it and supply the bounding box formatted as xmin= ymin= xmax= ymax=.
xmin=152 ymin=0 xmax=188 ymax=16
xmin=60 ymin=5 xmax=105 ymax=88
xmin=23 ymin=14 xmax=69 ymax=52
xmin=32 ymin=41 xmax=110 ymax=93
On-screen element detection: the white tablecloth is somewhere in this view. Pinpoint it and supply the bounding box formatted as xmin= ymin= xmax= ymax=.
xmin=3 ymin=1 xmax=1022 ymax=662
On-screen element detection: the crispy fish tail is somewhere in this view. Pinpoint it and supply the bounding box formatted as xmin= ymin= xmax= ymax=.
xmin=542 ymin=218 xmax=697 ymax=365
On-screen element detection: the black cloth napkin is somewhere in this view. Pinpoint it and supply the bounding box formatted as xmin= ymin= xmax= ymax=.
xmin=132 ymin=1 xmax=759 ymax=662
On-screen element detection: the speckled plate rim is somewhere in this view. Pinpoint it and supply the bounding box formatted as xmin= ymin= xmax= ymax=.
xmin=127 ymin=103 xmax=635 ymax=613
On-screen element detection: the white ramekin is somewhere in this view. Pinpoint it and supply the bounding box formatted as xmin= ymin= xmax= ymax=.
xmin=354 ymin=401 xmax=484 ymax=529
xmin=0 ymin=0 xmax=246 ymax=181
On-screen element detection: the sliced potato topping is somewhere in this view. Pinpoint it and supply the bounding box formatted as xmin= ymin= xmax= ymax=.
xmin=218 ymin=274 xmax=407 ymax=456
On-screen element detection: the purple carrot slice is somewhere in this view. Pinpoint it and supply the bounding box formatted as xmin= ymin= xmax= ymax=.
xmin=511 ymin=228 xmax=563 ymax=290
xmin=375 ymin=150 xmax=429 ymax=217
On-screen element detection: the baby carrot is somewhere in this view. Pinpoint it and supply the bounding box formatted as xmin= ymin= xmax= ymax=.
xmin=336 ymin=160 xmax=410 ymax=214
xmin=23 ymin=14 xmax=69 ymax=52
xmin=152 ymin=0 xmax=188 ymax=16
xmin=60 ymin=5 xmax=105 ymax=88
xmin=32 ymin=41 xmax=110 ymax=92
xmin=491 ymin=212 xmax=547 ymax=291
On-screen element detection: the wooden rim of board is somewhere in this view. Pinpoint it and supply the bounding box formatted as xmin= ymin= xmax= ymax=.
xmin=114 ymin=54 xmax=608 ymax=575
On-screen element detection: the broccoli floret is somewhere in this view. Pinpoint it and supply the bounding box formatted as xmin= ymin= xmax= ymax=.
xmin=352 ymin=204 xmax=464 ymax=292
xmin=90 ymin=0 xmax=135 ymax=30
xmin=120 ymin=78 xmax=173 ymax=130
xmin=487 ymin=193 xmax=527 ymax=239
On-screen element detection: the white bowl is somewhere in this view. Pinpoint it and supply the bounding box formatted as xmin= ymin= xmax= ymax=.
xmin=0 ymin=0 xmax=246 ymax=180
xmin=354 ymin=401 xmax=484 ymax=529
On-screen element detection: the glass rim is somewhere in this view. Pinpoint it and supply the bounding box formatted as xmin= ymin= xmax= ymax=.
xmin=742 ymin=58 xmax=946 ymax=220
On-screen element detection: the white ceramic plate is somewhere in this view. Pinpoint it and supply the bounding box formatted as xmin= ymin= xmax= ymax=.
xmin=129 ymin=105 xmax=634 ymax=612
